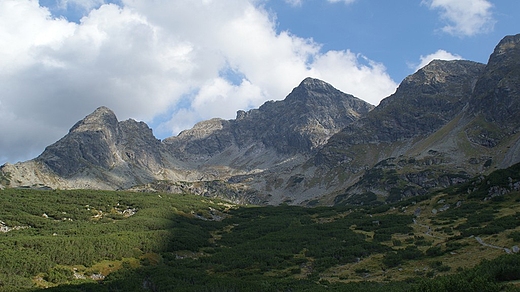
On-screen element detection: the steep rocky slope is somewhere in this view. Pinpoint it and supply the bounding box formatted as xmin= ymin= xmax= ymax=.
xmin=316 ymin=59 xmax=485 ymax=167
xmin=37 ymin=107 xmax=164 ymax=178
xmin=164 ymin=77 xmax=373 ymax=162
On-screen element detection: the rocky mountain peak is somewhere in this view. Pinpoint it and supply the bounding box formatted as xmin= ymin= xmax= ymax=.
xmin=69 ymin=106 xmax=118 ymax=134
xmin=299 ymin=77 xmax=334 ymax=91
xmin=286 ymin=77 xmax=347 ymax=103
xmin=396 ymin=60 xmax=484 ymax=95
xmin=489 ymin=34 xmax=520 ymax=63
xmin=471 ymin=33 xmax=520 ymax=130
xmin=316 ymin=59 xmax=485 ymax=168
xmin=164 ymin=78 xmax=374 ymax=160
xmin=175 ymin=118 xmax=228 ymax=140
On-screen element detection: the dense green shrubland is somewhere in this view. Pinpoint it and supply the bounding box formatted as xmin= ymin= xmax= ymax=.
xmin=1 ymin=164 xmax=520 ymax=291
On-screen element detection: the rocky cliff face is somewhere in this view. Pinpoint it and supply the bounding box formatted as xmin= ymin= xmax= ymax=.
xmin=471 ymin=34 xmax=520 ymax=126
xmin=165 ymin=77 xmax=373 ymax=159
xmin=2 ymin=34 xmax=520 ymax=206
xmin=38 ymin=106 xmax=121 ymax=177
xmin=316 ymin=60 xmax=485 ymax=166
xmin=37 ymin=106 xmax=166 ymax=177
xmin=465 ymin=34 xmax=520 ymax=148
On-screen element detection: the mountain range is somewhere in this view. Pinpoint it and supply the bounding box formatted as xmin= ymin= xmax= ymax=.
xmin=1 ymin=34 xmax=520 ymax=206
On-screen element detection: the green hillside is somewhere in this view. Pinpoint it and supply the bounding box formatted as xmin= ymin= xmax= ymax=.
xmin=2 ymin=165 xmax=520 ymax=291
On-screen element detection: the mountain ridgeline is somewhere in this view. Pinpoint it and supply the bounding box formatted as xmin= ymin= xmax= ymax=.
xmin=2 ymin=34 xmax=520 ymax=206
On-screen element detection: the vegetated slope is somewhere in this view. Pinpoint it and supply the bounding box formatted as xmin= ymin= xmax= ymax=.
xmin=1 ymin=163 xmax=520 ymax=291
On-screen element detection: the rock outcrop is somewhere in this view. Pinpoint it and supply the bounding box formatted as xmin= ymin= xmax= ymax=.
xmin=38 ymin=106 xmax=166 ymax=176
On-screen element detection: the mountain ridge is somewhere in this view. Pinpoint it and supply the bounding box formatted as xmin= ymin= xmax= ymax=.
xmin=2 ymin=34 xmax=520 ymax=206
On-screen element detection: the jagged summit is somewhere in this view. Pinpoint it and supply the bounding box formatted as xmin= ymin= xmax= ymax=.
xmin=392 ymin=59 xmax=484 ymax=99
xmin=297 ymin=77 xmax=336 ymax=92
xmin=285 ymin=77 xmax=354 ymax=103
xmin=488 ymin=34 xmax=520 ymax=65
xmin=69 ymin=106 xmax=118 ymax=133
xmin=166 ymin=77 xmax=374 ymax=157
xmin=341 ymin=59 xmax=484 ymax=143
xmin=35 ymin=106 xmax=164 ymax=180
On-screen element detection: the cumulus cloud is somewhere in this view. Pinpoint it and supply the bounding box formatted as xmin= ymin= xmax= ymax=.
xmin=56 ymin=0 xmax=107 ymax=10
xmin=423 ymin=0 xmax=495 ymax=36
xmin=414 ymin=49 xmax=463 ymax=71
xmin=0 ymin=0 xmax=397 ymax=164
xmin=309 ymin=51 xmax=396 ymax=105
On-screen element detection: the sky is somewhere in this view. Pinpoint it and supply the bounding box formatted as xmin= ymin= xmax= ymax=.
xmin=1 ymin=0 xmax=519 ymax=165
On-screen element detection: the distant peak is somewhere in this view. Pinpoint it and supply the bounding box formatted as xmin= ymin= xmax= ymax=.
xmin=298 ymin=77 xmax=332 ymax=90
xmin=404 ymin=59 xmax=483 ymax=86
xmin=93 ymin=106 xmax=114 ymax=114
xmin=486 ymin=33 xmax=520 ymax=67
xmin=69 ymin=106 xmax=118 ymax=133
xmin=420 ymin=59 xmax=470 ymax=72
xmin=494 ymin=34 xmax=520 ymax=55
xmin=85 ymin=106 xmax=117 ymax=122
xmin=285 ymin=78 xmax=339 ymax=101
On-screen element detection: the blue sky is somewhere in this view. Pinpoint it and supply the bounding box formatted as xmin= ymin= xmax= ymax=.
xmin=0 ymin=0 xmax=519 ymax=164
xmin=267 ymin=0 xmax=519 ymax=81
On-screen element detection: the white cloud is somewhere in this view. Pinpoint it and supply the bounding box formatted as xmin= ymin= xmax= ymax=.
xmin=284 ymin=0 xmax=302 ymax=7
xmin=56 ymin=0 xmax=107 ymax=11
xmin=423 ymin=0 xmax=495 ymax=36
xmin=164 ymin=78 xmax=266 ymax=135
xmin=309 ymin=51 xmax=396 ymax=105
xmin=414 ymin=49 xmax=463 ymax=71
xmin=0 ymin=0 xmax=397 ymax=164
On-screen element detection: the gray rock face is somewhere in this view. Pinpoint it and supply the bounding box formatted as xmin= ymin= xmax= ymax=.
xmin=358 ymin=59 xmax=484 ymax=141
xmin=254 ymin=77 xmax=374 ymax=152
xmin=320 ymin=34 xmax=520 ymax=205
xmin=37 ymin=107 xmax=121 ymax=177
xmin=315 ymin=59 xmax=485 ymax=167
xmin=165 ymin=78 xmax=373 ymax=159
xmin=36 ymin=106 xmax=165 ymax=181
xmin=467 ymin=34 xmax=520 ymax=147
